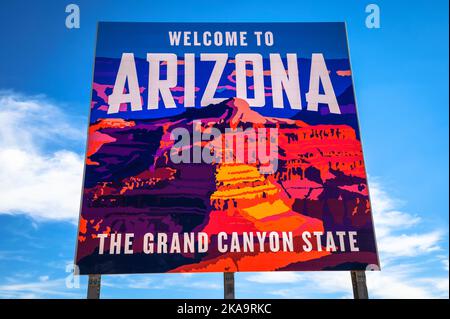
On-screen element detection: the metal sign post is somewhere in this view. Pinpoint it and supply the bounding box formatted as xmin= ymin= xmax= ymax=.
xmin=223 ymin=272 xmax=235 ymax=299
xmin=351 ymin=271 xmax=369 ymax=299
xmin=87 ymin=274 xmax=101 ymax=299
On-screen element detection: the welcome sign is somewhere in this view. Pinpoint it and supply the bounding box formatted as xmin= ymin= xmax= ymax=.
xmin=75 ymin=22 xmax=379 ymax=274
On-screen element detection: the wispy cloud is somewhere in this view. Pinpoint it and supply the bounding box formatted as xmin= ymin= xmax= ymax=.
xmin=0 ymin=250 xmax=32 ymax=263
xmin=102 ymin=273 xmax=222 ymax=293
xmin=0 ymin=276 xmax=82 ymax=299
xmin=0 ymin=92 xmax=85 ymax=222
xmin=245 ymin=272 xmax=303 ymax=284
xmin=438 ymin=255 xmax=449 ymax=271
xmin=369 ymin=179 xmax=446 ymax=265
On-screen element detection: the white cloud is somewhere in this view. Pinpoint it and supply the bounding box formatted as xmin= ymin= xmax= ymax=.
xmin=369 ymin=180 xmax=445 ymax=264
xmin=439 ymin=256 xmax=449 ymax=271
xmin=240 ymin=271 xmax=353 ymax=299
xmin=0 ymin=276 xmax=82 ymax=299
xmin=0 ymin=92 xmax=84 ymax=222
xmin=126 ymin=277 xmax=154 ymax=289
xmin=100 ymin=273 xmax=222 ymax=295
xmin=378 ymin=232 xmax=442 ymax=258
xmin=245 ymin=272 xmax=303 ymax=284
xmin=366 ymin=264 xmax=449 ymax=299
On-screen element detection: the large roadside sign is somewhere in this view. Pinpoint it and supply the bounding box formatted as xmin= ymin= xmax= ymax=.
xmin=75 ymin=22 xmax=379 ymax=274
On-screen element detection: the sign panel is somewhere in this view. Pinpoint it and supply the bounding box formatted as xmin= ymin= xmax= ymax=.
xmin=75 ymin=22 xmax=379 ymax=274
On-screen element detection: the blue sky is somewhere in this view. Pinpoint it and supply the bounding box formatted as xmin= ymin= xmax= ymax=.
xmin=0 ymin=0 xmax=448 ymax=298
